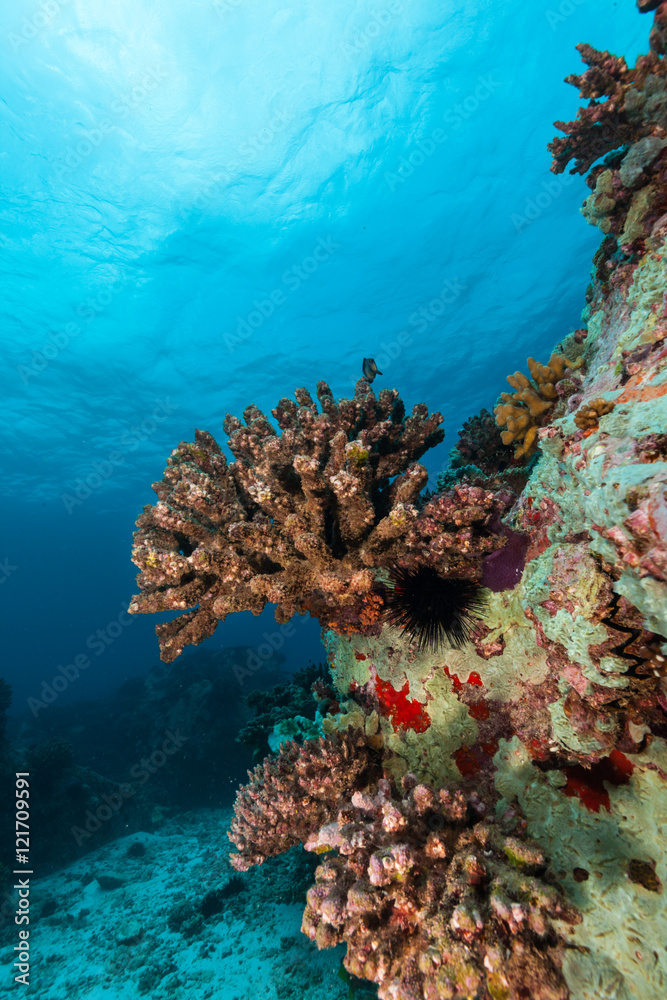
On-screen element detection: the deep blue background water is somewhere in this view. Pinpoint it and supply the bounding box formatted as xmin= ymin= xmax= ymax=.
xmin=0 ymin=0 xmax=648 ymax=714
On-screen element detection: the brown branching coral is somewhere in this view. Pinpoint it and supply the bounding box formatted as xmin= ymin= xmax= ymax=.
xmin=437 ymin=408 xmax=530 ymax=495
xmin=228 ymin=732 xmax=581 ymax=1000
xmin=548 ymin=24 xmax=667 ymax=177
xmin=651 ymin=2 xmax=667 ymax=54
xmin=228 ymin=728 xmax=380 ymax=871
xmin=550 ymin=5 xmax=667 ymax=244
xmin=444 ymin=408 xmax=512 ymax=474
xmin=328 ymin=592 xmax=385 ymax=638
xmin=130 ymin=380 xmax=444 ymax=661
xmin=494 ymin=354 xmax=583 ymax=459
xmin=301 ymin=775 xmax=581 ymax=1000
xmin=400 ymin=484 xmax=515 ymax=577
xmin=638 ymin=1 xmax=662 ymax=14
xmin=573 ymin=397 xmax=616 ymax=430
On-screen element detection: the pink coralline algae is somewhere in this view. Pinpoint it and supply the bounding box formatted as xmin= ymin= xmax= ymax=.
xmin=129 ymin=379 xmax=444 ymax=661
xmin=596 ymin=482 xmax=667 ymax=582
xmin=301 ymin=775 xmax=580 ymax=1000
xmin=228 ymin=728 xmax=380 ymax=871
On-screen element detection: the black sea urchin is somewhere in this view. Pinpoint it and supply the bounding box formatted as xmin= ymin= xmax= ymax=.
xmin=383 ymin=566 xmax=486 ymax=651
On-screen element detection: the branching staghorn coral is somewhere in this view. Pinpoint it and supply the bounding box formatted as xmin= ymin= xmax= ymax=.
xmin=548 ymin=1 xmax=667 ymax=179
xmin=228 ymin=727 xmax=381 ymax=871
xmin=400 ymin=484 xmax=515 ymax=577
xmin=232 ymin=751 xmax=579 ymax=1000
xmin=494 ymin=353 xmax=583 ymax=459
xmin=228 ymin=730 xmax=580 ymax=1000
xmin=130 ymin=379 xmax=444 ymax=661
xmin=550 ymin=4 xmax=667 ymax=244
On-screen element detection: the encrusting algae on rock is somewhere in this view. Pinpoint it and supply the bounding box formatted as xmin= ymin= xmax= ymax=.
xmin=130 ymin=5 xmax=667 ymax=998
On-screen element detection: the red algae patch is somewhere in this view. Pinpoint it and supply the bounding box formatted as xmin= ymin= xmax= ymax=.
xmin=561 ymin=749 xmax=635 ymax=813
xmin=443 ymin=665 xmax=463 ymax=692
xmin=443 ymin=666 xmax=485 ymax=691
xmin=454 ymin=739 xmax=499 ymax=777
xmin=374 ymin=675 xmax=431 ymax=733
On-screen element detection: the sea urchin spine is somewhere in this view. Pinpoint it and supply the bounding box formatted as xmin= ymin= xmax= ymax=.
xmin=383 ymin=565 xmax=486 ymax=651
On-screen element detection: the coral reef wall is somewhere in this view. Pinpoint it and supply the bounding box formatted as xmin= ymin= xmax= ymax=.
xmin=321 ymin=209 xmax=667 ymax=990
xmin=131 ymin=6 xmax=667 ymax=998
xmin=315 ymin=8 xmax=667 ymax=997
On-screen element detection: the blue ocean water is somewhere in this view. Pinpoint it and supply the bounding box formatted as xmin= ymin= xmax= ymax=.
xmin=0 ymin=3 xmax=655 ymax=995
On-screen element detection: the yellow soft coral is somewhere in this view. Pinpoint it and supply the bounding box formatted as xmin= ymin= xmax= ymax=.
xmin=494 ymin=353 xmax=583 ymax=459
xmin=573 ymin=397 xmax=615 ymax=431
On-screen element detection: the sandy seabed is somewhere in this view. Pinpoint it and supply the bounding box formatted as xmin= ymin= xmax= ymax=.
xmin=0 ymin=809 xmax=353 ymax=1000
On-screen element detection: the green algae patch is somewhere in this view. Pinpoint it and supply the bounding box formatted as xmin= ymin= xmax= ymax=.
xmin=494 ymin=736 xmax=667 ymax=1000
xmin=501 ymin=836 xmax=546 ymax=871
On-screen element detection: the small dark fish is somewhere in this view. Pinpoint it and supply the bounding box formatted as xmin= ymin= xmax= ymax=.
xmin=338 ymin=963 xmax=376 ymax=998
xmin=362 ymin=357 xmax=382 ymax=382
